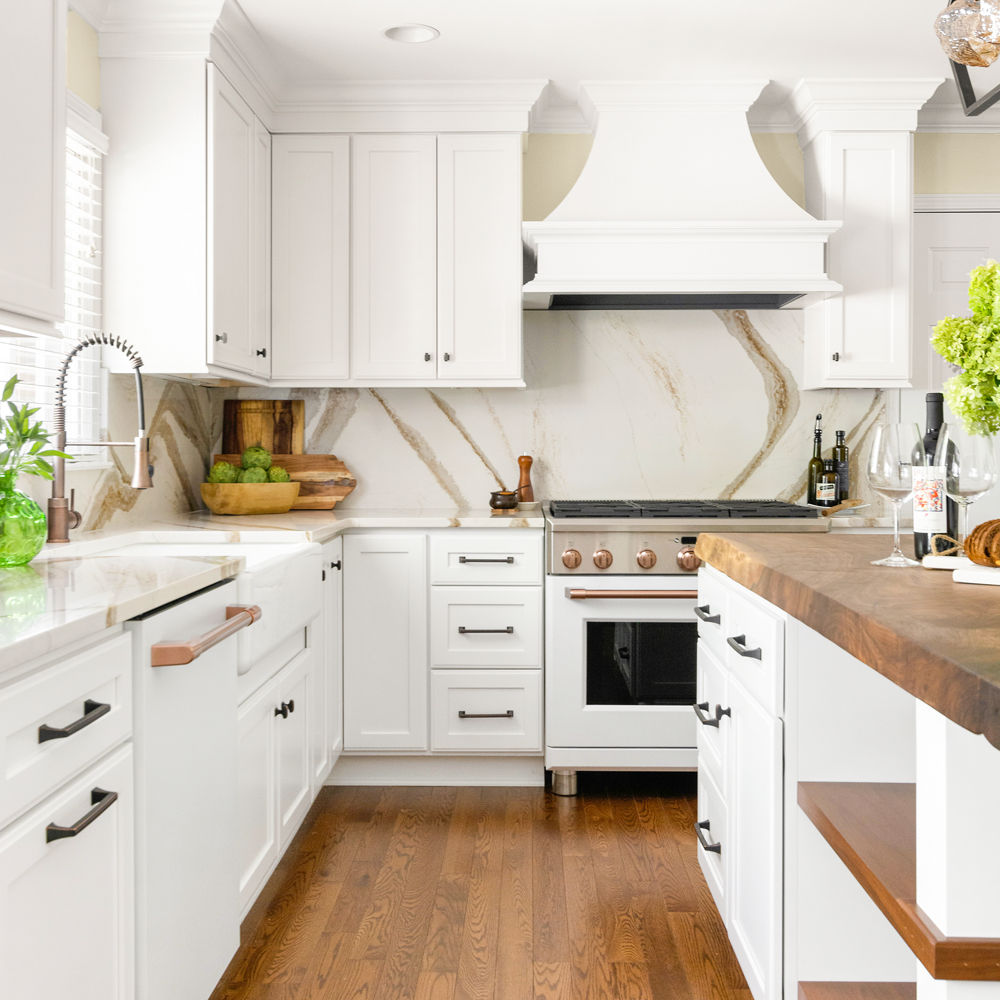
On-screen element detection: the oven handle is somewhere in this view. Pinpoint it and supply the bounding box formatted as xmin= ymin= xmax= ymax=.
xmin=566 ymin=588 xmax=698 ymax=600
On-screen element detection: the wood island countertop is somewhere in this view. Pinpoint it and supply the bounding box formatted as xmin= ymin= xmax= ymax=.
xmin=694 ymin=532 xmax=1000 ymax=750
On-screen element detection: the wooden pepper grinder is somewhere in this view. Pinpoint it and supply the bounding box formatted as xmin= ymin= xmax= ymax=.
xmin=517 ymin=455 xmax=534 ymax=502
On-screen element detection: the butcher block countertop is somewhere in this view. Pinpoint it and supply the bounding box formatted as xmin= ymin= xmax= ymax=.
xmin=695 ymin=532 xmax=1000 ymax=750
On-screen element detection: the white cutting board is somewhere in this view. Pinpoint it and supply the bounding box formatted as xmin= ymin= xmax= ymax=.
xmin=953 ymin=564 xmax=1000 ymax=586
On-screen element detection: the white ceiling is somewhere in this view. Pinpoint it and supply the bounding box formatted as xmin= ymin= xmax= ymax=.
xmin=236 ymin=0 xmax=950 ymax=104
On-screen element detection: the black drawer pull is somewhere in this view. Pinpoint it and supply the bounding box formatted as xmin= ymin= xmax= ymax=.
xmin=694 ymin=701 xmax=719 ymax=728
xmin=274 ymin=700 xmax=294 ymax=719
xmin=458 ymin=710 xmax=514 ymax=719
xmin=727 ymin=634 xmax=762 ymax=659
xmin=46 ymin=788 xmax=118 ymax=843
xmin=694 ymin=604 xmax=721 ymax=625
xmin=459 ymin=556 xmax=515 ymax=564
xmin=695 ymin=819 xmax=722 ymax=854
xmin=716 ymin=705 xmax=731 ymax=723
xmin=458 ymin=626 xmax=514 ymax=634
xmin=38 ymin=699 xmax=111 ymax=744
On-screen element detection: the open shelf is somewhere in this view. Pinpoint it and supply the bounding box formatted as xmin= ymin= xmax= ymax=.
xmin=798 ymin=782 xmax=1000 ymax=980
xmin=798 ymin=983 xmax=915 ymax=1000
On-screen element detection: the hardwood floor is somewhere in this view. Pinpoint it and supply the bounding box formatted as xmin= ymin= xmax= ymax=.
xmin=210 ymin=772 xmax=750 ymax=1000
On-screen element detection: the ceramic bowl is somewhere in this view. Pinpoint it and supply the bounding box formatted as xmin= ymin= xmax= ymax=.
xmin=489 ymin=490 xmax=519 ymax=510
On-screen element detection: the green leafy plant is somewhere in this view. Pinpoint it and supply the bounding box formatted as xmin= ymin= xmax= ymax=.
xmin=931 ymin=259 xmax=1000 ymax=434
xmin=0 ymin=375 xmax=72 ymax=491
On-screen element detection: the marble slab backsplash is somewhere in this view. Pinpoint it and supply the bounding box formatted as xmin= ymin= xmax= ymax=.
xmin=234 ymin=309 xmax=886 ymax=514
xmin=41 ymin=309 xmax=887 ymax=533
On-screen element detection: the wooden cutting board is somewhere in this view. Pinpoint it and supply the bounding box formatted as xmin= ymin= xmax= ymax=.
xmin=222 ymin=400 xmax=305 ymax=455
xmin=214 ymin=454 xmax=355 ymax=510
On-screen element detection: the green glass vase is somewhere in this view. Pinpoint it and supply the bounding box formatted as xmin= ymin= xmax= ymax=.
xmin=0 ymin=476 xmax=47 ymax=567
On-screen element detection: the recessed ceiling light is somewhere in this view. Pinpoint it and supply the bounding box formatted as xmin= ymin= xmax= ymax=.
xmin=383 ymin=23 xmax=440 ymax=44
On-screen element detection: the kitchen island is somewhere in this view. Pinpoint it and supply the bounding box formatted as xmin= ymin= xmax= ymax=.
xmin=694 ymin=532 xmax=1000 ymax=1000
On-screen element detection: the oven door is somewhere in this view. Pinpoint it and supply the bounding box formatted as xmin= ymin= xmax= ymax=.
xmin=545 ymin=575 xmax=699 ymax=749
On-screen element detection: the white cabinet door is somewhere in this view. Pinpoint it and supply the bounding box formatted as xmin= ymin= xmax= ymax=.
xmin=351 ymin=135 xmax=438 ymax=380
xmin=271 ymin=135 xmax=351 ymax=382
xmin=0 ymin=0 xmax=64 ymax=325
xmin=313 ymin=538 xmax=344 ymax=791
xmin=727 ymin=677 xmax=783 ymax=1000
xmin=437 ymin=134 xmax=522 ymax=381
xmin=207 ymin=64 xmax=256 ymax=375
xmin=0 ymin=745 xmax=133 ymax=1000
xmin=250 ymin=118 xmax=271 ymax=377
xmin=275 ymin=650 xmax=312 ymax=849
xmin=343 ymin=533 xmax=428 ymax=750
xmin=237 ymin=679 xmax=277 ymax=913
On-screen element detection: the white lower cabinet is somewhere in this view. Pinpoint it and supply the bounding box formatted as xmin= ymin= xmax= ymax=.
xmin=237 ymin=646 xmax=314 ymax=914
xmin=430 ymin=670 xmax=541 ymax=752
xmin=312 ymin=538 xmax=344 ymax=792
xmin=696 ymin=566 xmax=784 ymax=1000
xmin=0 ymin=743 xmax=134 ymax=1000
xmin=343 ymin=533 xmax=428 ymax=751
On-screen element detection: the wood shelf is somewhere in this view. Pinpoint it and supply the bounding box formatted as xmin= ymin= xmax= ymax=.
xmin=798 ymin=983 xmax=915 ymax=1000
xmin=798 ymin=782 xmax=1000 ymax=980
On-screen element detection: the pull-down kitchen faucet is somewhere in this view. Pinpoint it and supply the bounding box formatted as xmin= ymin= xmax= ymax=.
xmin=47 ymin=333 xmax=153 ymax=543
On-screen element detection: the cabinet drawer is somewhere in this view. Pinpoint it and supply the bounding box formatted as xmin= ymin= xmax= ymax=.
xmin=429 ymin=531 xmax=542 ymax=585
xmin=0 ymin=633 xmax=132 ymax=829
xmin=430 ymin=587 xmax=541 ymax=667
xmin=723 ymin=588 xmax=784 ymax=716
xmin=695 ymin=568 xmax=729 ymax=662
xmin=697 ymin=762 xmax=727 ymax=920
xmin=696 ymin=640 xmax=728 ymax=794
xmin=430 ymin=670 xmax=541 ymax=751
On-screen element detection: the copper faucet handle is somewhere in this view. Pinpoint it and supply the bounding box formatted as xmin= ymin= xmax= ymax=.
xmin=68 ymin=489 xmax=82 ymax=530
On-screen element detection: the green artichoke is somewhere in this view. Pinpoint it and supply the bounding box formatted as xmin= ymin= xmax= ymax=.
xmin=206 ymin=460 xmax=239 ymax=484
xmin=241 ymin=445 xmax=272 ymax=471
xmin=267 ymin=466 xmax=291 ymax=483
xmin=237 ymin=467 xmax=268 ymax=484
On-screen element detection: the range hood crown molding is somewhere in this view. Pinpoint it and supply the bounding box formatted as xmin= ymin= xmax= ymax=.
xmin=523 ymin=79 xmax=842 ymax=311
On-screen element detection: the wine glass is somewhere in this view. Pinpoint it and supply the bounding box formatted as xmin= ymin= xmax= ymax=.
xmin=937 ymin=423 xmax=999 ymax=551
xmin=866 ymin=423 xmax=925 ymax=568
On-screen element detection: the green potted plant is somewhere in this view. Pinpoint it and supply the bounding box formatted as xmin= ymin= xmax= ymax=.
xmin=931 ymin=259 xmax=1000 ymax=433
xmin=0 ymin=374 xmax=71 ymax=566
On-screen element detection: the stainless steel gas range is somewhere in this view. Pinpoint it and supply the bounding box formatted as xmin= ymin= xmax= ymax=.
xmin=543 ymin=499 xmax=827 ymax=794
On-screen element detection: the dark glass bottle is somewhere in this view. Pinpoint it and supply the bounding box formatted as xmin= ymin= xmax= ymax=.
xmin=807 ymin=414 xmax=824 ymax=506
xmin=832 ymin=430 xmax=850 ymax=502
xmin=913 ymin=393 xmax=958 ymax=559
xmin=815 ymin=459 xmax=839 ymax=508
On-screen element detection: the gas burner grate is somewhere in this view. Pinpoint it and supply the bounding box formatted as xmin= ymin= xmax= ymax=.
xmin=549 ymin=499 xmax=819 ymax=520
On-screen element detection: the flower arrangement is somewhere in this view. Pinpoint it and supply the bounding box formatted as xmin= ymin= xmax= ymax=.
xmin=931 ymin=259 xmax=1000 ymax=434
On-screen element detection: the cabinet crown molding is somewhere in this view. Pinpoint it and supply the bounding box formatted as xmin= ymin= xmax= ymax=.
xmin=790 ymin=78 xmax=944 ymax=144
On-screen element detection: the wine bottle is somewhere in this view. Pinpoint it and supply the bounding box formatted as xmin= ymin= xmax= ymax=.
xmin=913 ymin=393 xmax=958 ymax=559
xmin=807 ymin=414 xmax=824 ymax=505
xmin=815 ymin=459 xmax=839 ymax=508
xmin=832 ymin=430 xmax=850 ymax=502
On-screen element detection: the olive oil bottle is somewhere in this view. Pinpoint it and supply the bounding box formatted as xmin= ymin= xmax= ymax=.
xmin=807 ymin=414 xmax=824 ymax=505
xmin=832 ymin=430 xmax=849 ymax=502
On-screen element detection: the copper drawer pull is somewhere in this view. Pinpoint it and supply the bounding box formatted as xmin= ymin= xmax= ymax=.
xmin=150 ymin=604 xmax=262 ymax=667
xmin=567 ymin=589 xmax=697 ymax=600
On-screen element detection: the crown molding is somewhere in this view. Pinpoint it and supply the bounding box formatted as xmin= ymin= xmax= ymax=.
xmin=790 ymin=78 xmax=945 ymax=144
xmin=209 ymin=2 xmax=282 ymax=125
xmin=99 ymin=0 xmax=223 ymax=57
xmin=69 ymin=0 xmax=111 ymax=30
xmin=529 ymin=86 xmax=593 ymax=133
xmin=270 ymin=79 xmax=547 ymax=133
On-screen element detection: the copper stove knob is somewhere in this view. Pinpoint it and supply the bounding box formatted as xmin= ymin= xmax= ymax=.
xmin=593 ymin=549 xmax=613 ymax=569
xmin=561 ymin=548 xmax=582 ymax=570
xmin=636 ymin=549 xmax=657 ymax=570
xmin=676 ymin=545 xmax=701 ymax=572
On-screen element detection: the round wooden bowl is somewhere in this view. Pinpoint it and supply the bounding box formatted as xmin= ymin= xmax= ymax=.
xmin=200 ymin=481 xmax=301 ymax=515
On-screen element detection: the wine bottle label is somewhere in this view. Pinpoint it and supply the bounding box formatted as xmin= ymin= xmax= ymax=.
xmin=913 ymin=466 xmax=946 ymax=533
xmin=815 ymin=481 xmax=836 ymax=502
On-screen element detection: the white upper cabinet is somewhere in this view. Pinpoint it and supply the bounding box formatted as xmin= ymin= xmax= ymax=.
xmin=102 ymin=59 xmax=269 ymax=380
xmin=271 ymin=135 xmax=350 ymax=382
xmin=437 ymin=134 xmax=522 ymax=382
xmin=0 ymin=0 xmax=65 ymax=328
xmin=350 ymin=134 xmax=440 ymax=381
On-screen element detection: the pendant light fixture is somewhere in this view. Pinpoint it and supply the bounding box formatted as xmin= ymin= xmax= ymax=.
xmin=935 ymin=0 xmax=1000 ymax=114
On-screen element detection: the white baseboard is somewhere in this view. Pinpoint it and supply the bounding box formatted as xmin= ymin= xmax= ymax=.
xmin=326 ymin=754 xmax=546 ymax=787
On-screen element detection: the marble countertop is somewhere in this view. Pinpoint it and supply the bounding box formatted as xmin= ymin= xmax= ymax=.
xmin=0 ymin=507 xmax=544 ymax=672
xmin=695 ymin=532 xmax=1000 ymax=750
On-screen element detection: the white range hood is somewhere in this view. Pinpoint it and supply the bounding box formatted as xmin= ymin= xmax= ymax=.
xmin=522 ymin=81 xmax=842 ymax=310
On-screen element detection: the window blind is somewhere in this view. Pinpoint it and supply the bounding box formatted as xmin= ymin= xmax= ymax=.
xmin=0 ymin=124 xmax=107 ymax=465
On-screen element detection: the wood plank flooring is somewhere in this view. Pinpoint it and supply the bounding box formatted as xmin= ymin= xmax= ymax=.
xmin=210 ymin=772 xmax=750 ymax=1000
